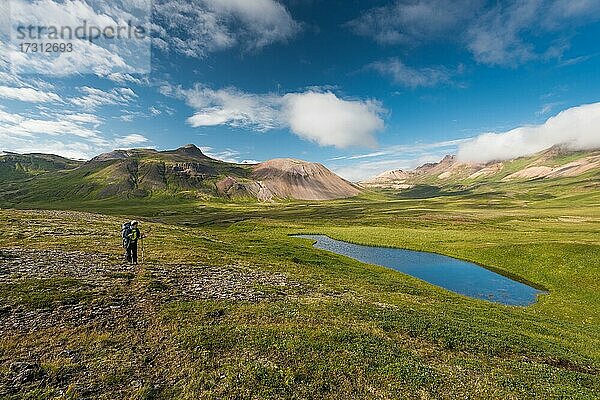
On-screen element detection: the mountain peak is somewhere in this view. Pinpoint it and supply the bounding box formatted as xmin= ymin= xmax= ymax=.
xmin=249 ymin=158 xmax=360 ymax=200
xmin=179 ymin=143 xmax=200 ymax=150
xmin=361 ymin=145 xmax=600 ymax=188
xmin=173 ymin=144 xmax=208 ymax=158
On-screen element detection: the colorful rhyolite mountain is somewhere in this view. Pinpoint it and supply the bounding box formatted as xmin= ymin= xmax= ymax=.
xmin=360 ymin=146 xmax=600 ymax=188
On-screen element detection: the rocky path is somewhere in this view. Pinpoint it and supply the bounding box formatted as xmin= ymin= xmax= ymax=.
xmin=0 ymin=247 xmax=303 ymax=398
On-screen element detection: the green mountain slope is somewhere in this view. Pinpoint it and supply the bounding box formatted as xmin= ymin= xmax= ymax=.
xmin=0 ymin=145 xmax=360 ymax=205
xmin=0 ymin=152 xmax=82 ymax=182
xmin=0 ymin=145 xmax=252 ymax=204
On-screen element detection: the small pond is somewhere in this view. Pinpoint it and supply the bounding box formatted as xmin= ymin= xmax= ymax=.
xmin=293 ymin=234 xmax=544 ymax=306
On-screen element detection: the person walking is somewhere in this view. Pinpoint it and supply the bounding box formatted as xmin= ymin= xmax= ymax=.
xmin=125 ymin=220 xmax=142 ymax=265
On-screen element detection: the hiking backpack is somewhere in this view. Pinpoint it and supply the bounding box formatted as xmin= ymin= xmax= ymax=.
xmin=121 ymin=222 xmax=131 ymax=248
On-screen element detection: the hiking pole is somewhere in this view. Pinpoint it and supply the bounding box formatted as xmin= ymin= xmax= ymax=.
xmin=142 ymin=226 xmax=151 ymax=266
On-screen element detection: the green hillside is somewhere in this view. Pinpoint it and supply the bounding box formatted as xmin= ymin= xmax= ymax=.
xmin=0 ymin=152 xmax=82 ymax=182
xmin=0 ymin=145 xmax=362 ymax=204
xmin=1 ymin=145 xmax=599 ymax=398
xmin=0 ymin=145 xmax=253 ymax=205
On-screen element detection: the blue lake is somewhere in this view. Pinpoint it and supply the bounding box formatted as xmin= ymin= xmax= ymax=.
xmin=293 ymin=234 xmax=544 ymax=306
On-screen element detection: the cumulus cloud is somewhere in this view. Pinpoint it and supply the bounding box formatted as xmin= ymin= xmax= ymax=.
xmin=153 ymin=0 xmax=299 ymax=58
xmin=0 ymin=85 xmax=62 ymax=103
xmin=183 ymin=86 xmax=280 ymax=130
xmin=457 ymin=102 xmax=600 ymax=163
xmin=172 ymin=85 xmax=386 ymax=148
xmin=282 ymin=92 xmax=384 ymax=148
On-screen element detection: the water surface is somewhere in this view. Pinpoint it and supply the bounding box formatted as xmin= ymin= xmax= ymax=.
xmin=294 ymin=234 xmax=544 ymax=306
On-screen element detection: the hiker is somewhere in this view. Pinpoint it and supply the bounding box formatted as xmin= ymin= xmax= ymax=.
xmin=124 ymin=220 xmax=143 ymax=265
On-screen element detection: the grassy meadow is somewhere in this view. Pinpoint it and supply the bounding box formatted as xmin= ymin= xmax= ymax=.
xmin=1 ymin=180 xmax=599 ymax=398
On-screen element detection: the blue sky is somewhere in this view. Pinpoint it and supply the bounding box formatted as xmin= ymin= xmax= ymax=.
xmin=1 ymin=0 xmax=600 ymax=180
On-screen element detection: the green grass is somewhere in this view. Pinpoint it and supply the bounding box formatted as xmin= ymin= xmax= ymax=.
xmin=0 ymin=278 xmax=95 ymax=309
xmin=0 ymin=179 xmax=599 ymax=398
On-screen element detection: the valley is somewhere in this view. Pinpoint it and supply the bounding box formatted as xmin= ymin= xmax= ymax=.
xmin=0 ymin=145 xmax=599 ymax=398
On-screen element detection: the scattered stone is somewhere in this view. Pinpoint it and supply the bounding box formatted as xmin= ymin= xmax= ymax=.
xmin=8 ymin=361 xmax=44 ymax=385
xmin=0 ymin=246 xmax=306 ymax=396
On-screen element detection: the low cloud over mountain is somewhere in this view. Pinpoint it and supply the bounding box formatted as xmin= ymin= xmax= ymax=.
xmin=457 ymin=102 xmax=600 ymax=163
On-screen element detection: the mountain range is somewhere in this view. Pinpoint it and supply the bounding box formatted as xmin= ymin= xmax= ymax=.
xmin=1 ymin=144 xmax=598 ymax=204
xmin=360 ymin=145 xmax=600 ymax=189
xmin=0 ymin=144 xmax=359 ymax=203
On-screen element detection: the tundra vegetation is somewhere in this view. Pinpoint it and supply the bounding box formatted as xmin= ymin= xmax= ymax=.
xmin=0 ymin=147 xmax=598 ymax=399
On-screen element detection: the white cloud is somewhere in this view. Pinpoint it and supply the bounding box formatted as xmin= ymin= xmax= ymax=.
xmin=0 ymin=106 xmax=105 ymax=158
xmin=457 ymin=102 xmax=600 ymax=163
xmin=369 ymin=59 xmax=453 ymax=88
xmin=544 ymin=0 xmax=600 ymax=27
xmin=1 ymin=117 xmax=101 ymax=140
xmin=7 ymin=41 xmax=136 ymax=76
xmin=282 ymin=91 xmax=384 ymax=148
xmin=183 ymin=86 xmax=280 ymax=130
xmin=0 ymin=106 xmax=151 ymax=159
xmin=2 ymin=139 xmax=96 ymax=160
xmin=107 ymin=73 xmax=149 ymax=85
xmin=5 ymin=0 xmax=150 ymax=75
xmin=63 ymin=113 xmax=102 ymax=125
xmin=70 ymin=86 xmax=138 ymax=110
xmin=0 ymin=85 xmax=62 ymax=103
xmin=153 ymin=0 xmax=299 ymax=58
xmin=174 ymin=85 xmax=386 ymax=148
xmin=466 ymin=1 xmax=539 ymax=66
xmin=115 ymin=133 xmax=149 ymax=147
xmin=346 ymin=0 xmax=481 ymax=46
xmin=0 ymin=71 xmax=56 ymax=92
xmin=199 ymin=146 xmax=253 ymax=164
xmin=536 ymin=101 xmax=564 ymax=116
xmin=349 ymin=0 xmax=600 ymax=67
xmin=0 ymin=108 xmax=25 ymax=125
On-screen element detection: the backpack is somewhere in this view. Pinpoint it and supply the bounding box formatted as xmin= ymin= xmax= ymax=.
xmin=121 ymin=222 xmax=131 ymax=248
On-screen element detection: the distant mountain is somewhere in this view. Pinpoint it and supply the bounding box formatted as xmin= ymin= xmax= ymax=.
xmin=0 ymin=152 xmax=82 ymax=182
xmin=217 ymin=158 xmax=361 ymax=201
xmin=360 ymin=146 xmax=600 ymax=189
xmin=0 ymin=145 xmax=360 ymax=203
